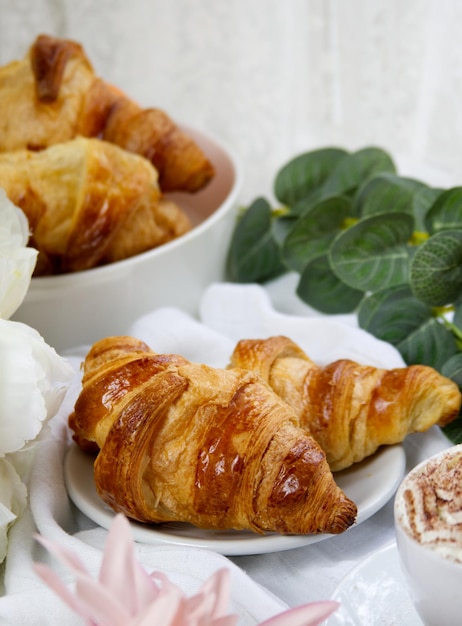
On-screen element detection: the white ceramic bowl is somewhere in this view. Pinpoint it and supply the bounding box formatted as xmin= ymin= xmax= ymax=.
xmin=394 ymin=445 xmax=462 ymax=626
xmin=12 ymin=128 xmax=243 ymax=353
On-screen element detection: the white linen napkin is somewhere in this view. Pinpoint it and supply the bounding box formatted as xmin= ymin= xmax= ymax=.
xmin=0 ymin=281 xmax=450 ymax=624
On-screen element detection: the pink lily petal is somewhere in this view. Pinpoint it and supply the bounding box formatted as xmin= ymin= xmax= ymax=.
xmin=33 ymin=562 xmax=96 ymax=625
xmin=209 ymin=617 xmax=239 ymax=626
xmin=130 ymin=581 xmax=184 ymax=626
xmin=99 ymin=513 xmax=157 ymax=615
xmin=186 ymin=593 xmax=222 ymax=626
xmin=35 ymin=533 xmax=90 ymax=576
xmin=197 ymin=568 xmax=232 ymax=619
xmin=183 ymin=568 xmax=237 ymax=626
xmin=73 ymin=571 xmax=132 ymax=626
xmin=34 ymin=514 xmax=339 ymax=626
xmin=259 ymin=601 xmax=339 ymax=626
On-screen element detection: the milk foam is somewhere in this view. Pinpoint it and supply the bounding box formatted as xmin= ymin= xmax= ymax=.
xmin=395 ymin=447 xmax=462 ymax=563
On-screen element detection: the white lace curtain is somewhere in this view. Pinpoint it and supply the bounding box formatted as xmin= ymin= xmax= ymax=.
xmin=1 ymin=0 xmax=461 ymax=199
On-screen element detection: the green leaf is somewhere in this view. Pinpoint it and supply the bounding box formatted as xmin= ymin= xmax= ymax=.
xmin=441 ymin=353 xmax=462 ymax=386
xmin=329 ymin=213 xmax=414 ymax=292
xmin=321 ymin=147 xmax=396 ymax=197
xmin=440 ymin=354 xmax=462 ymax=443
xmin=281 ymin=195 xmax=352 ymax=272
xmin=425 ymin=186 xmax=462 ymax=234
xmin=226 ymin=197 xmax=286 ymax=283
xmin=289 ymin=187 xmax=333 ymax=217
xmin=412 ymin=186 xmax=444 ymax=232
xmin=453 ymin=297 xmax=462 ymax=330
xmin=274 ymin=147 xmax=349 ymax=206
xmin=354 ymin=172 xmax=426 ymax=221
xmin=296 ymin=255 xmax=364 ymax=314
xmin=442 ymin=418 xmax=462 ymax=445
xmin=410 ymin=229 xmax=462 ymax=306
xmin=357 ymin=284 xmax=432 ymax=346
xmin=397 ymin=318 xmax=458 ymax=370
xmin=272 ymin=215 xmax=297 ymax=246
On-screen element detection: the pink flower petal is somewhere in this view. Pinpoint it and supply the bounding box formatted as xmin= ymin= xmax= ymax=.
xmin=33 ymin=563 xmax=96 ymax=625
xmin=35 ymin=534 xmax=89 ymax=575
xmin=130 ymin=582 xmax=184 ymax=626
xmin=35 ymin=515 xmax=336 ymax=626
xmin=259 ymin=601 xmax=340 ymax=626
xmin=180 ymin=570 xmax=238 ymax=626
xmin=99 ymin=514 xmax=157 ymax=615
xmin=210 ymin=617 xmax=239 ymax=626
xmin=198 ymin=568 xmax=232 ymax=619
xmin=73 ymin=572 xmax=132 ymax=626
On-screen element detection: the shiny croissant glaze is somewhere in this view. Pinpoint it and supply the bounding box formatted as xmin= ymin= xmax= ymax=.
xmin=69 ymin=336 xmax=357 ymax=535
xmin=229 ymin=336 xmax=462 ymax=471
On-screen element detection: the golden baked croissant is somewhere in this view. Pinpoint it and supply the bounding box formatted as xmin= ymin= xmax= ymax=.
xmin=229 ymin=336 xmax=462 ymax=471
xmin=68 ymin=336 xmax=357 ymax=536
xmin=0 ymin=34 xmax=113 ymax=150
xmin=0 ymin=136 xmax=191 ymax=274
xmin=102 ymin=96 xmax=215 ymax=193
xmin=0 ymin=34 xmax=214 ymax=192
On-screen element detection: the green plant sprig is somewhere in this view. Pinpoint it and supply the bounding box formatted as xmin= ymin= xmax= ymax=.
xmin=226 ymin=146 xmax=462 ymax=443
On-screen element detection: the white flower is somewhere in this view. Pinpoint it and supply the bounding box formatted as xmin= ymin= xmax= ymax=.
xmin=0 ymin=319 xmax=73 ymax=563
xmin=0 ymin=190 xmax=74 ymax=564
xmin=0 ymin=188 xmax=37 ymax=319
xmin=0 ymin=457 xmax=27 ymax=563
xmin=0 ymin=319 xmax=74 ymax=456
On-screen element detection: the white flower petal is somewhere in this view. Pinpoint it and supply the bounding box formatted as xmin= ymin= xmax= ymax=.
xmin=0 ymin=319 xmax=74 ymax=455
xmin=0 ymin=457 xmax=27 ymax=563
xmin=0 ymin=189 xmax=37 ymax=319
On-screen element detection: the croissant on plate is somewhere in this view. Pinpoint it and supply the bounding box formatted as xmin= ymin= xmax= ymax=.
xmin=229 ymin=336 xmax=462 ymax=471
xmin=0 ymin=137 xmax=191 ymax=274
xmin=68 ymin=336 xmax=357 ymax=536
xmin=0 ymin=34 xmax=214 ymax=192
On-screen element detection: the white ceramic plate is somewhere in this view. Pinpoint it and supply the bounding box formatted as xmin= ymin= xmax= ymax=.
xmin=326 ymin=543 xmax=422 ymax=625
xmin=64 ymin=442 xmax=405 ymax=557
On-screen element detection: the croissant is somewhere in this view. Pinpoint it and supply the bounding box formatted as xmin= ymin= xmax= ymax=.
xmin=0 ymin=34 xmax=113 ymax=150
xmin=0 ymin=34 xmax=214 ymax=192
xmin=102 ymin=94 xmax=215 ymax=193
xmin=229 ymin=336 xmax=462 ymax=471
xmin=0 ymin=137 xmax=191 ymax=274
xmin=68 ymin=336 xmax=357 ymax=536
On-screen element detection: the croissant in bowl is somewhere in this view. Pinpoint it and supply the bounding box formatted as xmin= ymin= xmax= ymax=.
xmin=0 ymin=34 xmax=214 ymax=193
xmin=0 ymin=137 xmax=191 ymax=275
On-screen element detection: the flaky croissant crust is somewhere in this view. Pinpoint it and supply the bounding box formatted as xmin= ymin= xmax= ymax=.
xmin=0 ymin=137 xmax=191 ymax=274
xmin=69 ymin=336 xmax=357 ymax=536
xmin=0 ymin=34 xmax=215 ymax=193
xmin=229 ymin=335 xmax=462 ymax=471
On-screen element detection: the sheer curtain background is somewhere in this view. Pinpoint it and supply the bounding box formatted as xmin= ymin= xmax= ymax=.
xmin=0 ymin=0 xmax=461 ymax=200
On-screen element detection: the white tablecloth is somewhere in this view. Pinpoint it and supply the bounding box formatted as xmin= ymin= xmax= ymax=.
xmin=0 ymin=281 xmax=453 ymax=624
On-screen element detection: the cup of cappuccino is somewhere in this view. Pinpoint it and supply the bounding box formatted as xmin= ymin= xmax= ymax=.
xmin=394 ymin=444 xmax=462 ymax=626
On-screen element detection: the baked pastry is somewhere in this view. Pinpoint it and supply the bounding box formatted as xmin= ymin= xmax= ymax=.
xmin=229 ymin=335 xmax=462 ymax=471
xmin=0 ymin=35 xmax=116 ymax=151
xmin=0 ymin=137 xmax=191 ymax=274
xmin=69 ymin=336 xmax=357 ymax=535
xmin=0 ymin=34 xmax=214 ymax=192
xmin=102 ymin=96 xmax=215 ymax=192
